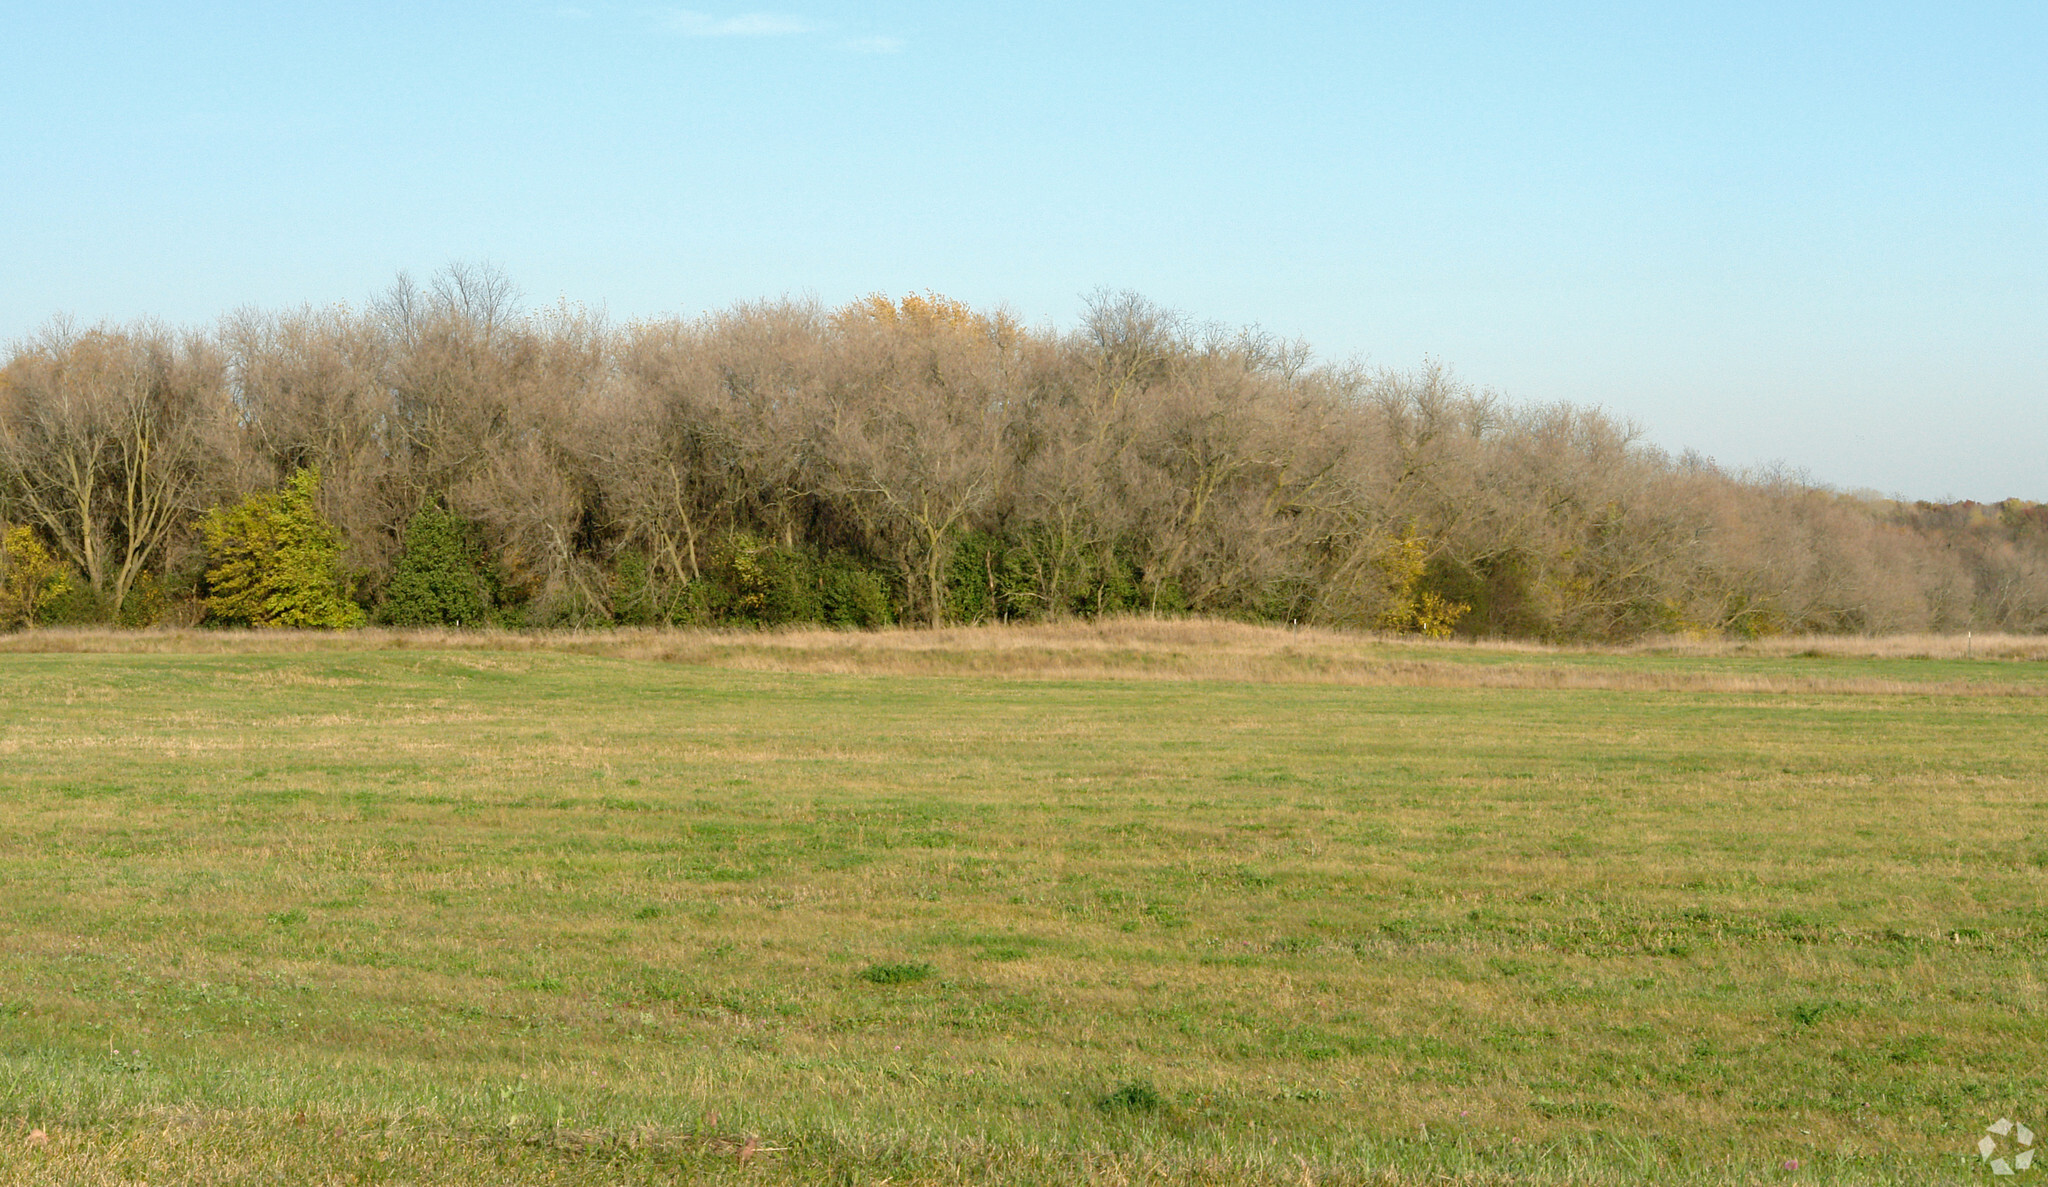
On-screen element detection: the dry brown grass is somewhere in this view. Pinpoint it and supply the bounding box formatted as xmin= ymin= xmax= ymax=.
xmin=1625 ymin=629 xmax=2048 ymax=660
xmin=4 ymin=617 xmax=2042 ymax=696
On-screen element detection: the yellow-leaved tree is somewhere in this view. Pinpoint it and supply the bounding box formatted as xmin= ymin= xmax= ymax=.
xmin=198 ymin=467 xmax=365 ymax=630
xmin=833 ymin=291 xmax=1019 ymax=344
xmin=0 ymin=524 xmax=72 ymax=629
xmin=1374 ymin=530 xmax=1469 ymax=639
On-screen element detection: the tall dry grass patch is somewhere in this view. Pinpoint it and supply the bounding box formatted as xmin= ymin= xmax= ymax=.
xmin=4 ymin=618 xmax=2043 ymax=695
xmin=1628 ymin=630 xmax=2048 ymax=660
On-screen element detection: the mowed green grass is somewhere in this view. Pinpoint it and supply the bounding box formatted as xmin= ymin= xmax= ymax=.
xmin=2 ymin=639 xmax=2047 ymax=1184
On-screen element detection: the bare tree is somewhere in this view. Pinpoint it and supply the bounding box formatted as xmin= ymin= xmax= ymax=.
xmin=815 ymin=297 xmax=1018 ymax=624
xmin=0 ymin=321 xmax=227 ymax=610
xmin=220 ymin=304 xmax=401 ymax=576
xmin=0 ymin=278 xmax=2031 ymax=640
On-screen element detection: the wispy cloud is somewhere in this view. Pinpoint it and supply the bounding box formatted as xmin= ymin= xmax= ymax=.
xmin=555 ymin=5 xmax=593 ymax=18
xmin=647 ymin=9 xmax=905 ymax=51
xmin=660 ymin=9 xmax=818 ymax=37
xmin=841 ymin=34 xmax=904 ymax=54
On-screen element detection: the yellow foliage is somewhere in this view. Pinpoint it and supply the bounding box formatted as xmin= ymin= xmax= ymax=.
xmin=0 ymin=524 xmax=72 ymax=629
xmin=1412 ymin=590 xmax=1467 ymax=640
xmin=835 ymin=291 xmax=1016 ymax=344
xmin=1374 ymin=530 xmax=1468 ymax=638
xmin=198 ymin=468 xmax=365 ymax=630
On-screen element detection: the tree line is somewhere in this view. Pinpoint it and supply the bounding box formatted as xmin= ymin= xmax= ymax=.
xmin=2 ymin=266 xmax=2043 ymax=638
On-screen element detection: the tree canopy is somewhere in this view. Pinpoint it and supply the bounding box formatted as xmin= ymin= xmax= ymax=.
xmin=2 ymin=274 xmax=2043 ymax=637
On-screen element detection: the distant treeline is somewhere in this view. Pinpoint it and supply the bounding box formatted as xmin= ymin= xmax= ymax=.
xmin=2 ymin=266 xmax=2044 ymax=638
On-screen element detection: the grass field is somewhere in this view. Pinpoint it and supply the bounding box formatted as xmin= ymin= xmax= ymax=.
xmin=3 ymin=621 xmax=2046 ymax=1184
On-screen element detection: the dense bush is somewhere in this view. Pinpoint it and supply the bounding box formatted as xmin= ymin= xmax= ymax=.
xmin=377 ymin=502 xmax=499 ymax=627
xmin=946 ymin=532 xmax=1031 ymax=624
xmin=0 ymin=525 xmax=70 ymax=629
xmin=198 ymin=468 xmax=364 ymax=629
xmin=946 ymin=530 xmax=1153 ymax=623
xmin=687 ymin=535 xmax=895 ymax=628
xmin=820 ymin=554 xmax=894 ymax=628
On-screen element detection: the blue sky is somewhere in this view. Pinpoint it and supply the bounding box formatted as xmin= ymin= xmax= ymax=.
xmin=3 ymin=2 xmax=2042 ymax=500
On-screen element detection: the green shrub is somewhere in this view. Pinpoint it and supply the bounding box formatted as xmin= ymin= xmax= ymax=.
xmin=1079 ymin=542 xmax=1149 ymax=616
xmin=1457 ymin=550 xmax=1548 ymax=639
xmin=115 ymin=571 xmax=167 ymax=628
xmin=701 ymin=535 xmax=894 ymax=628
xmin=663 ymin=579 xmax=715 ymax=627
xmin=947 ymin=531 xmax=1030 ymax=623
xmin=705 ymin=533 xmax=773 ymax=623
xmin=35 ymin=580 xmax=107 ymax=626
xmin=613 ymin=550 xmax=730 ymax=627
xmin=377 ymin=501 xmax=497 ymax=627
xmin=199 ymin=468 xmax=365 ymax=630
xmin=946 ymin=532 xmax=999 ymax=623
xmin=1419 ymin=554 xmax=1488 ymax=637
xmin=757 ymin=547 xmax=825 ymax=625
xmin=512 ymin=565 xmax=619 ymax=630
xmin=821 ymin=554 xmax=894 ymax=627
xmin=1254 ymin=575 xmax=1318 ymax=624
xmin=945 ymin=530 xmax=1155 ymax=622
xmin=611 ymin=551 xmax=660 ymax=626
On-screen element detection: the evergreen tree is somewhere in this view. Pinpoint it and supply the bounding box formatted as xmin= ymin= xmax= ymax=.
xmin=377 ymin=501 xmax=494 ymax=626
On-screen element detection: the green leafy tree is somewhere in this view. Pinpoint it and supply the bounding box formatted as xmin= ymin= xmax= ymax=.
xmin=611 ymin=550 xmax=659 ymax=626
xmin=947 ymin=531 xmax=1035 ymax=623
xmin=377 ymin=501 xmax=495 ymax=627
xmin=694 ymin=534 xmax=894 ymax=628
xmin=820 ymin=554 xmax=894 ymax=628
xmin=199 ymin=467 xmax=365 ymax=629
xmin=0 ymin=524 xmax=72 ymax=629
